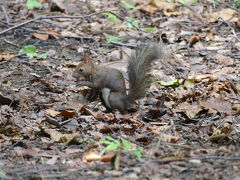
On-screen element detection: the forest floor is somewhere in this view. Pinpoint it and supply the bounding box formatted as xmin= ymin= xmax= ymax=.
xmin=0 ymin=0 xmax=240 ymax=179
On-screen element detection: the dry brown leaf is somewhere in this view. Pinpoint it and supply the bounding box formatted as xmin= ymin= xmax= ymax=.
xmin=32 ymin=32 xmax=49 ymax=40
xmin=47 ymin=129 xmax=78 ymax=144
xmin=60 ymin=110 xmax=75 ymax=118
xmin=220 ymin=123 xmax=231 ymax=134
xmin=157 ymin=133 xmax=180 ymax=143
xmin=50 ymin=0 xmax=67 ymax=13
xmin=45 ymin=109 xmax=61 ymax=117
xmin=200 ymin=97 xmax=232 ymax=114
xmin=206 ymin=31 xmax=215 ymax=41
xmin=82 ymin=149 xmax=101 ymax=162
xmin=101 ymin=152 xmax=116 ymax=162
xmin=0 ymin=54 xmax=15 ymax=61
xmin=209 ymin=8 xmax=240 ymax=23
xmin=232 ymin=104 xmax=240 ymax=113
xmin=209 ymin=134 xmax=229 ymax=143
xmin=189 ymin=35 xmax=200 ymax=47
xmin=177 ymin=102 xmax=202 ymax=119
xmin=139 ymin=0 xmax=177 ymax=15
xmin=215 ymin=54 xmax=234 ymax=66
xmin=194 ymin=74 xmax=218 ymax=83
xmin=32 ymin=29 xmax=60 ymax=40
xmin=197 ymin=148 xmax=217 ymax=154
xmin=164 ymin=9 xmax=182 ymax=16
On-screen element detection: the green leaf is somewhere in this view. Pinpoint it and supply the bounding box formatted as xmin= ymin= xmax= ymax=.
xmin=26 ymin=0 xmax=42 ymax=10
xmin=121 ymin=1 xmax=137 ymax=10
xmin=107 ymin=35 xmax=121 ymax=44
xmin=0 ymin=171 xmax=6 ymax=179
xmin=102 ymin=12 xmax=118 ymax=23
xmin=19 ymin=45 xmax=48 ymax=59
xmin=134 ymin=150 xmax=142 ymax=159
xmin=127 ymin=16 xmax=139 ymax=29
xmin=106 ymin=136 xmax=118 ymax=142
xmin=19 ymin=45 xmax=37 ymax=54
xmin=95 ymin=140 xmax=112 ymax=145
xmin=134 ymin=147 xmax=143 ymax=159
xmin=144 ymin=27 xmax=156 ymax=32
xmin=19 ymin=45 xmax=38 ymax=59
xmin=36 ymin=52 xmax=48 ymax=59
xmin=121 ymin=138 xmax=131 ymax=151
xmin=137 ymin=146 xmax=144 ymax=152
xmin=233 ymin=1 xmax=240 ymax=8
xmin=102 ymin=143 xmax=120 ymax=154
xmin=155 ymin=79 xmax=180 ymax=87
xmin=211 ymin=0 xmax=216 ymax=4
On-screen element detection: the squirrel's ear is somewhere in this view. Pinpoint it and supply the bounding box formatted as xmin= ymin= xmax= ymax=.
xmin=82 ymin=55 xmax=92 ymax=63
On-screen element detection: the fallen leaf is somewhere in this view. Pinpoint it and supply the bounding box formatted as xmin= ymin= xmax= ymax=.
xmin=0 ymin=54 xmax=15 ymax=61
xmin=47 ymin=129 xmax=78 ymax=144
xmin=209 ymin=134 xmax=229 ymax=143
xmin=60 ymin=110 xmax=75 ymax=118
xmin=32 ymin=32 xmax=49 ymax=40
xmin=101 ymin=152 xmax=116 ymax=162
xmin=194 ymin=74 xmax=218 ymax=83
xmin=177 ymin=102 xmax=202 ymax=119
xmin=82 ymin=149 xmax=101 ymax=162
xmin=200 ymin=97 xmax=232 ymax=114
xmin=45 ymin=109 xmax=61 ymax=117
xmin=209 ymin=8 xmax=239 ymax=23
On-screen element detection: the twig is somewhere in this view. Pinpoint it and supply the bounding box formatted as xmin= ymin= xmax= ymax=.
xmin=60 ymin=119 xmax=74 ymax=126
xmin=1 ymin=5 xmax=10 ymax=24
xmin=177 ymin=48 xmax=225 ymax=53
xmin=178 ymin=1 xmax=198 ymax=14
xmin=0 ymin=10 xmax=118 ymax=36
xmin=23 ymin=28 xmax=94 ymax=40
xmin=223 ymin=19 xmax=240 ymax=42
xmin=110 ymin=41 xmax=137 ymax=48
xmin=45 ymin=115 xmax=61 ymax=127
xmin=153 ymin=156 xmax=240 ymax=164
xmin=2 ymin=38 xmax=20 ymax=47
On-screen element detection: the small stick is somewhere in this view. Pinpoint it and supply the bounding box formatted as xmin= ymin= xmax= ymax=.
xmin=0 ymin=10 xmax=117 ymax=36
xmin=1 ymin=5 xmax=10 ymax=24
xmin=23 ymin=28 xmax=94 ymax=40
xmin=110 ymin=41 xmax=137 ymax=48
xmin=224 ymin=20 xmax=240 ymax=42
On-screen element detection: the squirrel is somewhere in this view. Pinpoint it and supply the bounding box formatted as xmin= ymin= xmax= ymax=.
xmin=72 ymin=44 xmax=163 ymax=112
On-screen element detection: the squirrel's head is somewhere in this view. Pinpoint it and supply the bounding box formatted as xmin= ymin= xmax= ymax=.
xmin=73 ymin=56 xmax=95 ymax=79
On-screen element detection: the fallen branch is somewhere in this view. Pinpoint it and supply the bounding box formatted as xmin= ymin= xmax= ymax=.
xmin=0 ymin=10 xmax=117 ymax=36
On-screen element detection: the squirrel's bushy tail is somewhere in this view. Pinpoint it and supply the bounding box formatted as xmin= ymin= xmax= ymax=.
xmin=127 ymin=44 xmax=163 ymax=102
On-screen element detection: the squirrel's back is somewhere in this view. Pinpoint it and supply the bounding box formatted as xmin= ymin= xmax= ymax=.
xmin=127 ymin=44 xmax=163 ymax=102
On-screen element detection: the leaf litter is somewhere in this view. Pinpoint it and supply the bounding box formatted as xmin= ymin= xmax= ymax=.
xmin=0 ymin=0 xmax=240 ymax=179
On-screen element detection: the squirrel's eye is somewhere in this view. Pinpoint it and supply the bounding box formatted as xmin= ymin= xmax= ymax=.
xmin=79 ymin=68 xmax=84 ymax=72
